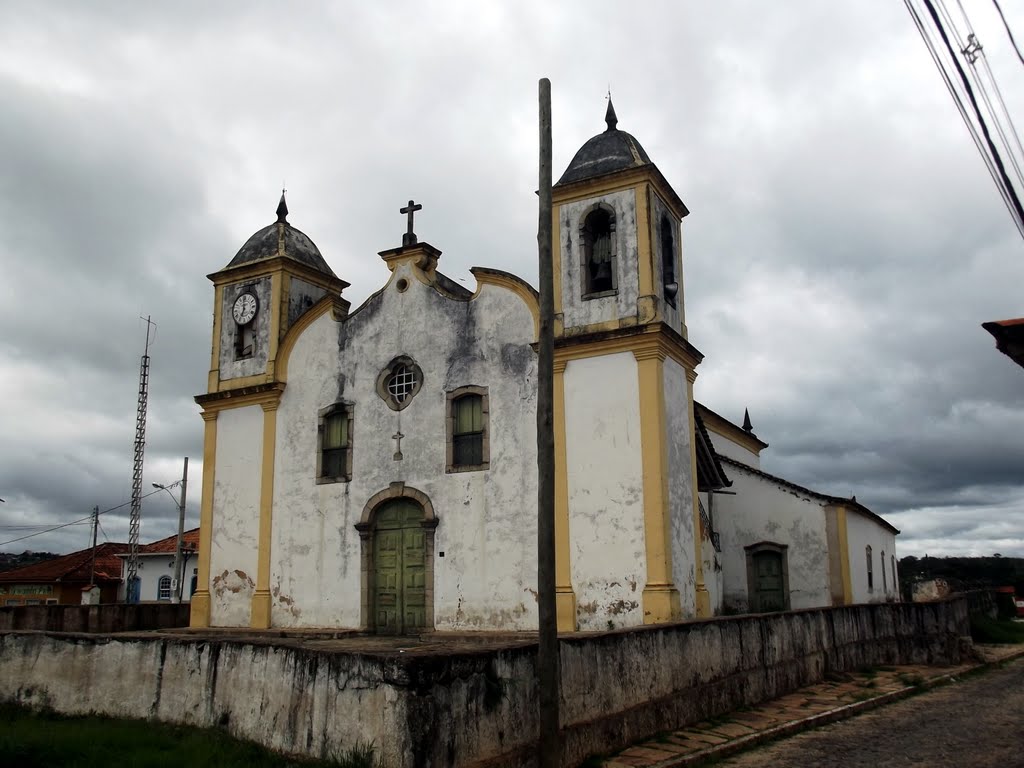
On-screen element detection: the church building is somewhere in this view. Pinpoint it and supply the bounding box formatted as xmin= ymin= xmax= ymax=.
xmin=189 ymin=102 xmax=898 ymax=633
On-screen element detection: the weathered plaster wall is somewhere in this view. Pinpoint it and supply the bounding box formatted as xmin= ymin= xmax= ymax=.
xmin=714 ymin=463 xmax=831 ymax=613
xmin=285 ymin=277 xmax=328 ymax=334
xmin=664 ymin=357 xmax=696 ymax=617
xmin=650 ymin=191 xmax=683 ymax=334
xmin=219 ymin=278 xmax=272 ymax=379
xmin=270 ymin=262 xmax=539 ymax=629
xmin=846 ymin=510 xmax=899 ymax=604
xmin=209 ymin=406 xmax=262 ymax=626
xmin=701 ymin=531 xmax=724 ymax=614
xmin=563 ymin=352 xmax=646 ymax=629
xmin=558 ymin=189 xmax=639 ymax=331
xmin=0 ymin=598 xmax=972 ymax=768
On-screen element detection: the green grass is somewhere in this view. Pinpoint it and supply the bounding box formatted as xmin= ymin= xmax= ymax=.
xmin=0 ymin=703 xmax=377 ymax=768
xmin=970 ymin=615 xmax=1024 ymax=644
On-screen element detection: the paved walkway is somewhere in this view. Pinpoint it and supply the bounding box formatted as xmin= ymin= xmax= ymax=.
xmin=600 ymin=645 xmax=1024 ymax=768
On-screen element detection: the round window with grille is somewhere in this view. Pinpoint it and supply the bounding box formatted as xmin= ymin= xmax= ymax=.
xmin=376 ymin=357 xmax=423 ymax=411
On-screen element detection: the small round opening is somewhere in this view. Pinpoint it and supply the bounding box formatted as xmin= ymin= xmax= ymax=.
xmin=396 ymin=278 xmax=409 ymax=293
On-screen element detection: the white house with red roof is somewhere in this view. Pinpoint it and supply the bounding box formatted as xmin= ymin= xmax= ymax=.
xmin=116 ymin=529 xmax=200 ymax=603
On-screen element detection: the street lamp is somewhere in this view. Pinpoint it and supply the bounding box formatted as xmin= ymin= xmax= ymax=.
xmin=153 ymin=457 xmax=188 ymax=604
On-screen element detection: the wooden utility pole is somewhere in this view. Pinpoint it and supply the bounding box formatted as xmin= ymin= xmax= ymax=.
xmin=536 ymin=77 xmax=560 ymax=767
xmin=89 ymin=505 xmax=99 ymax=585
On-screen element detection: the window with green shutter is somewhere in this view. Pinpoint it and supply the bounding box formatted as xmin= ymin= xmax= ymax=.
xmin=318 ymin=405 xmax=353 ymax=482
xmin=446 ymin=387 xmax=489 ymax=472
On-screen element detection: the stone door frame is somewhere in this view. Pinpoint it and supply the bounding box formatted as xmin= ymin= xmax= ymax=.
xmin=355 ymin=482 xmax=438 ymax=633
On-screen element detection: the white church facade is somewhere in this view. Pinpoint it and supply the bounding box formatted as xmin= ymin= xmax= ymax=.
xmin=189 ymin=102 xmax=898 ymax=633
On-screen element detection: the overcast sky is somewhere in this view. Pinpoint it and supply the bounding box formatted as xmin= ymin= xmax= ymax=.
xmin=1 ymin=1 xmax=1022 ymax=560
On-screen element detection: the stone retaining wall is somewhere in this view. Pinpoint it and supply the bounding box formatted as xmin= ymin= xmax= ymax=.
xmin=0 ymin=603 xmax=190 ymax=633
xmin=0 ymin=597 xmax=971 ymax=767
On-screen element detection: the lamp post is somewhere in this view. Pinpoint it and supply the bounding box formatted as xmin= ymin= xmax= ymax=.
xmin=153 ymin=457 xmax=188 ymax=604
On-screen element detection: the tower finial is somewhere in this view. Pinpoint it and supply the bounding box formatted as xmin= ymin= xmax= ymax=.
xmin=742 ymin=408 xmax=754 ymax=433
xmin=276 ymin=189 xmax=288 ymax=223
xmin=605 ymin=96 xmax=618 ymax=132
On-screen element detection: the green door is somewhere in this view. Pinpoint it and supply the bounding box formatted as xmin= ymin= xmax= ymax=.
xmin=372 ymin=501 xmax=427 ymax=635
xmin=753 ymin=551 xmax=785 ymax=613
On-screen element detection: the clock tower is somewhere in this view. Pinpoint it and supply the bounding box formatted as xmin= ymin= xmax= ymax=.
xmin=191 ymin=194 xmax=348 ymax=628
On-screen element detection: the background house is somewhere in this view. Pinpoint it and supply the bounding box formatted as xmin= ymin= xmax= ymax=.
xmin=117 ymin=529 xmax=200 ymax=603
xmin=0 ymin=543 xmax=128 ymax=605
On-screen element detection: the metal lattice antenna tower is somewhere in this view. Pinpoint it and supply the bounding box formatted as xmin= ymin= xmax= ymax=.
xmin=125 ymin=316 xmax=154 ymax=603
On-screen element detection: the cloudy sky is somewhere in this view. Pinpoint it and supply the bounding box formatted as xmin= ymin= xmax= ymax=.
xmin=1 ymin=1 xmax=1022 ymax=559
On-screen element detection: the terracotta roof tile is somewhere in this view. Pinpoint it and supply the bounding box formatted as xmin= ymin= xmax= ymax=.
xmin=137 ymin=528 xmax=199 ymax=554
xmin=0 ymin=542 xmax=129 ymax=584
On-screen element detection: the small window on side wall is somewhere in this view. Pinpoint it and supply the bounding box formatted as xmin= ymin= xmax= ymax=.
xmin=446 ymin=387 xmax=489 ymax=472
xmin=866 ymin=545 xmax=874 ymax=590
xmin=158 ymin=575 xmax=172 ymax=601
xmin=581 ymin=206 xmax=616 ymax=297
xmin=318 ymin=404 xmax=353 ymax=483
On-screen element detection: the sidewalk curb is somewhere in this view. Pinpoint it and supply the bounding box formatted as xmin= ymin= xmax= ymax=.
xmin=644 ymin=650 xmax=1024 ymax=768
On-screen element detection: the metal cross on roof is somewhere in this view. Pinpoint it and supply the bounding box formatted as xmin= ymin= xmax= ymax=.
xmin=400 ymin=200 xmax=422 ymax=246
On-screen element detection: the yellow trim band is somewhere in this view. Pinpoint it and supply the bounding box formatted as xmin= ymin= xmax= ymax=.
xmin=189 ymin=411 xmax=218 ymax=628
xmin=250 ymin=399 xmax=279 ymax=629
xmin=837 ymin=506 xmax=852 ymax=604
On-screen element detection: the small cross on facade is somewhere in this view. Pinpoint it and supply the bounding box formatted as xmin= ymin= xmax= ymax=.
xmin=392 ymin=430 xmax=405 ymax=461
xmin=400 ymin=200 xmax=422 ymax=247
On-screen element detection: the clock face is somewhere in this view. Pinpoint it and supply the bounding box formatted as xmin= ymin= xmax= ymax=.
xmin=232 ymin=292 xmax=258 ymax=325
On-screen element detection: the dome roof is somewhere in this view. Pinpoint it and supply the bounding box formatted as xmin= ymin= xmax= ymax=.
xmin=555 ymin=100 xmax=652 ymax=187
xmin=224 ymin=194 xmax=336 ymax=276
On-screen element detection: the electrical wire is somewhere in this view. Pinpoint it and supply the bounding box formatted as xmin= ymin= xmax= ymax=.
xmin=992 ymin=0 xmax=1024 ymax=68
xmin=0 ymin=487 xmax=167 ymax=548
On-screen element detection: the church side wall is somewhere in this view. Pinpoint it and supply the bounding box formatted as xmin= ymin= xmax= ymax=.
xmin=663 ymin=357 xmax=696 ymax=617
xmin=706 ymin=430 xmax=761 ymax=469
xmin=845 ymin=511 xmax=899 ymax=604
xmin=270 ymin=264 xmax=539 ymax=630
xmin=558 ymin=189 xmax=640 ymax=331
xmin=564 ymin=352 xmax=646 ymax=629
xmin=715 ymin=467 xmax=831 ymax=613
xmin=208 ymin=406 xmax=262 ymax=626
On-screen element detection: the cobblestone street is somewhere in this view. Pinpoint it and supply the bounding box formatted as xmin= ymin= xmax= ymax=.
xmin=718 ymin=657 xmax=1024 ymax=768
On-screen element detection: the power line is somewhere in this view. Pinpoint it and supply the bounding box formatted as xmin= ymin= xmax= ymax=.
xmin=0 ymin=487 xmax=166 ymax=548
xmin=992 ymin=0 xmax=1024 ymax=68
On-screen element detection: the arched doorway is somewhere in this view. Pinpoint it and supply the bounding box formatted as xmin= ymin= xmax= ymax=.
xmin=356 ymin=483 xmax=438 ymax=635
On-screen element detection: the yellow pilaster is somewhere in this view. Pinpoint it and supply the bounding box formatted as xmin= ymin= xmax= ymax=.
xmin=687 ymin=375 xmax=711 ymax=617
xmin=250 ymin=400 xmax=279 ymax=629
xmin=635 ymin=184 xmax=654 ymax=298
xmin=633 ymin=347 xmax=681 ymax=623
xmin=208 ymin=285 xmax=224 ymax=392
xmin=837 ymin=506 xmax=853 ymax=604
xmin=189 ymin=411 xmax=218 ymax=628
xmin=553 ymin=359 xmax=577 ymax=631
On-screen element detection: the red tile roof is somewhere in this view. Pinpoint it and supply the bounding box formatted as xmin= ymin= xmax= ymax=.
xmin=136 ymin=528 xmax=199 ymax=554
xmin=0 ymin=542 xmax=129 ymax=584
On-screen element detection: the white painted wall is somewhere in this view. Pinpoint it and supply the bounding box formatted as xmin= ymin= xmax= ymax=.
xmin=208 ymin=405 xmax=262 ymax=626
xmin=118 ymin=554 xmax=196 ymax=603
xmin=700 ymin=532 xmax=723 ymax=615
xmin=563 ymin=352 xmax=646 ymax=629
xmin=664 ymin=357 xmax=696 ymax=617
xmin=558 ymin=189 xmax=640 ymax=331
xmin=705 ymin=430 xmax=761 ymax=469
xmin=845 ymin=510 xmax=899 ymax=604
xmin=714 ymin=463 xmax=832 ymax=613
xmin=270 ymin=262 xmax=539 ymax=630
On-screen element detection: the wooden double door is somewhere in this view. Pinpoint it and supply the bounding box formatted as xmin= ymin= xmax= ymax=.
xmin=372 ymin=500 xmax=427 ymax=634
xmin=751 ymin=550 xmax=786 ymax=613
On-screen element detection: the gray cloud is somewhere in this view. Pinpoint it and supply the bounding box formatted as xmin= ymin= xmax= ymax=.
xmin=2 ymin=1 xmax=1023 ymax=560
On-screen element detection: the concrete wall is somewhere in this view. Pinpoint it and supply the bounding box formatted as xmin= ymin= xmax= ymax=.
xmin=846 ymin=510 xmax=899 ymax=603
xmin=0 ymin=598 xmax=972 ymax=768
xmin=0 ymin=603 xmax=190 ymax=633
xmin=715 ymin=463 xmax=832 ymax=612
xmin=563 ymin=352 xmax=646 ymax=630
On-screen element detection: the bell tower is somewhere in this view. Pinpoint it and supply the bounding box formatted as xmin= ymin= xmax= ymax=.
xmin=190 ymin=194 xmax=348 ymax=629
xmin=550 ymin=102 xmax=711 ymax=631
xmin=552 ymin=99 xmax=689 ymax=340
